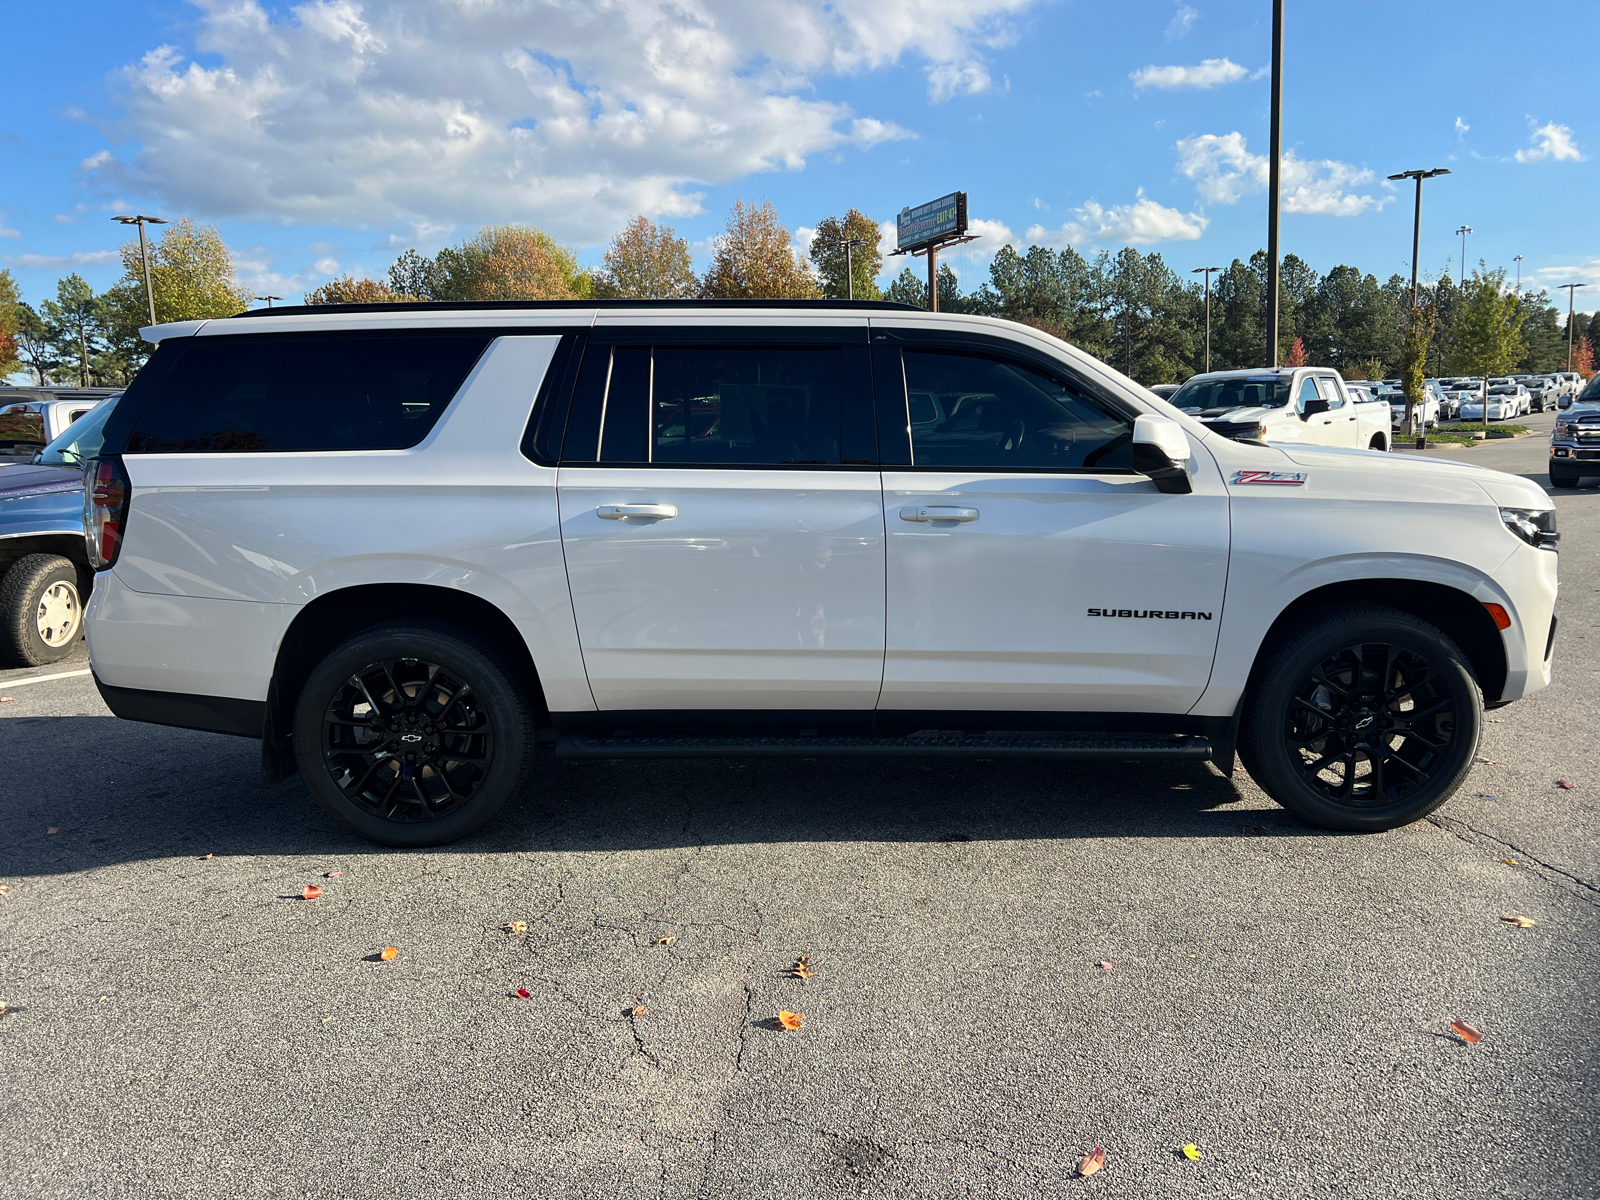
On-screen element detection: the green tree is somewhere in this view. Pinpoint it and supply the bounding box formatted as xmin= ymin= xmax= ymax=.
xmin=1515 ymin=291 xmax=1564 ymax=372
xmin=305 ymin=276 xmax=412 ymax=305
xmin=13 ymin=304 xmax=61 ymax=384
xmin=388 ymin=249 xmax=440 ymax=301
xmin=39 ymin=274 xmax=110 ymax=386
xmin=0 ymin=269 xmax=21 ymax=380
xmin=593 ymin=216 xmax=698 ymax=299
xmin=809 ymin=209 xmax=883 ymax=301
xmin=884 ymin=265 xmax=927 ymax=309
xmin=1212 ymin=257 xmax=1265 ymax=370
xmin=700 ymin=200 xmax=821 ymax=300
xmin=102 ymin=218 xmax=250 ymax=376
xmin=1397 ymin=301 xmax=1437 ymax=435
xmin=1452 ymin=268 xmax=1526 ymax=384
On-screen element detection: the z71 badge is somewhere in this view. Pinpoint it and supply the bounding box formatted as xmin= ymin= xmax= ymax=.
xmin=1230 ymin=470 xmax=1308 ymax=486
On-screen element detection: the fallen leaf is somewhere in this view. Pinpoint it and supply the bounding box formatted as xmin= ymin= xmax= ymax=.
xmin=503 ymin=921 xmax=529 ymax=935
xmin=1474 ymin=756 xmax=1496 ymax=765
xmin=378 ymin=946 xmax=399 ymax=961
xmin=787 ymin=955 xmax=815 ymax=979
xmin=0 ymin=1003 xmax=9 ymax=1017
xmin=322 ymin=1016 xmax=334 ymax=1024
xmin=1077 ymin=1146 xmax=1106 ymax=1177
xmin=652 ymin=935 xmax=676 ymax=946
xmin=627 ymin=1005 xmax=648 ymax=1018
xmin=1501 ymin=914 xmax=1537 ymax=928
xmin=300 ymin=885 xmax=322 ymax=900
xmin=1451 ymin=1019 xmax=1484 ymax=1044
xmin=325 ymin=870 xmax=343 ymax=878
xmin=1557 ymin=779 xmax=1575 ymax=790
xmin=515 ymin=987 xmax=531 ymax=999
xmin=1473 ymin=793 xmax=1498 ymax=802
xmin=46 ymin=827 xmax=58 ymax=835
xmin=202 ymin=853 xmax=214 ymax=860
xmin=1499 ymin=859 xmax=1519 ymax=866
xmin=1095 ymin=961 xmax=1115 ymax=971
xmin=0 ymin=885 xmax=9 ymax=894
xmin=1181 ymin=1144 xmax=1201 ymax=1161
xmin=777 ymin=1011 xmax=804 ymax=1030
xmin=0 ymin=697 xmax=14 ymax=703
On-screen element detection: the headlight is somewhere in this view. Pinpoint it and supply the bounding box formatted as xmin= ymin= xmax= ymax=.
xmin=1500 ymin=507 xmax=1559 ymax=551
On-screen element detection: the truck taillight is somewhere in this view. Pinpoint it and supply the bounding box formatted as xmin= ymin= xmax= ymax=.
xmin=84 ymin=456 xmax=131 ymax=570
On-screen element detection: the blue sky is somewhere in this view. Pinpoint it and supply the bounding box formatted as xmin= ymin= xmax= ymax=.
xmin=3 ymin=0 xmax=1596 ymax=316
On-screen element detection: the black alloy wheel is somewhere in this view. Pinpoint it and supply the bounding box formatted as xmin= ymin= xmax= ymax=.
xmin=1240 ymin=604 xmax=1480 ymax=831
xmin=293 ymin=621 xmax=535 ymax=846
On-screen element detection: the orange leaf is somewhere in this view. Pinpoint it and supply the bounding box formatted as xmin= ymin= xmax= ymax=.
xmin=0 ymin=697 xmax=14 ymax=703
xmin=652 ymin=935 xmax=676 ymax=946
xmin=1451 ymin=1019 xmax=1484 ymax=1044
xmin=787 ymin=955 xmax=815 ymax=979
xmin=378 ymin=946 xmax=399 ymax=961
xmin=1501 ymin=914 xmax=1537 ymax=928
xmin=777 ymin=1011 xmax=804 ymax=1030
xmin=300 ymin=885 xmax=322 ymax=900
xmin=628 ymin=1005 xmax=648 ymax=1018
xmin=1077 ymin=1146 xmax=1106 ymax=1177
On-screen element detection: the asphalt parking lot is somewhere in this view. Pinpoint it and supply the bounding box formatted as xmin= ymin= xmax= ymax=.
xmin=3 ymin=419 xmax=1597 ymax=1200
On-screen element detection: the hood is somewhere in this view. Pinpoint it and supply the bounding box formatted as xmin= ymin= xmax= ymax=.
xmin=0 ymin=462 xmax=81 ymax=500
xmin=1276 ymin=442 xmax=1551 ymax=510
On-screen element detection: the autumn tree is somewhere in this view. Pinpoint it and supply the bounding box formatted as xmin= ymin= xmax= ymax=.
xmin=700 ymin=200 xmax=821 ymax=300
xmin=594 ymin=216 xmax=698 ymax=299
xmin=431 ymin=224 xmax=588 ymax=301
xmin=102 ymin=218 xmax=250 ymax=375
xmin=1284 ymin=336 xmax=1307 ymax=367
xmin=810 ymin=209 xmax=883 ymax=300
xmin=0 ymin=269 xmax=20 ymax=380
xmin=305 ymin=276 xmax=412 ymax=305
xmin=1575 ymin=335 xmax=1595 ymax=380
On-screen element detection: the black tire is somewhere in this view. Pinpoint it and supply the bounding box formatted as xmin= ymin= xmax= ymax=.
xmin=1239 ymin=604 xmax=1481 ymax=832
xmin=292 ymin=620 xmax=536 ymax=847
xmin=0 ymin=553 xmax=85 ymax=667
xmin=1550 ymin=468 xmax=1579 ymax=489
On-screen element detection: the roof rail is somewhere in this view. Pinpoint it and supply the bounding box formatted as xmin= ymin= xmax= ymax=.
xmin=227 ymin=298 xmax=929 ymax=319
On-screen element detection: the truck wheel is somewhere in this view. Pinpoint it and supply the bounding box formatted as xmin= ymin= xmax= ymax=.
xmin=1368 ymin=434 xmax=1388 ymax=451
xmin=1239 ymin=604 xmax=1480 ymax=832
xmin=1550 ymin=467 xmax=1579 ymax=488
xmin=0 ymin=553 xmax=85 ymax=668
xmin=292 ymin=620 xmax=536 ymax=847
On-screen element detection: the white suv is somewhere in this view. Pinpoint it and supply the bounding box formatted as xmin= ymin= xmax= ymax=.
xmin=83 ymin=301 xmax=1559 ymax=845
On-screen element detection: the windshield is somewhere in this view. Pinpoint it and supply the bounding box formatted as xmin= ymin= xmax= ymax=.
xmin=1169 ymin=376 xmax=1292 ymax=411
xmin=1488 ymin=387 xmax=1516 ymax=396
xmin=34 ymin=397 xmax=115 ymax=466
xmin=1578 ymin=374 xmax=1600 ymax=403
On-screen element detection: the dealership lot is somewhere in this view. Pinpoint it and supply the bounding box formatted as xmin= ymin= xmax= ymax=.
xmin=2 ymin=429 xmax=1598 ymax=1199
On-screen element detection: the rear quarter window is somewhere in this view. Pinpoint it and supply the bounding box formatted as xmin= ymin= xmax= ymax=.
xmin=125 ymin=332 xmax=491 ymax=453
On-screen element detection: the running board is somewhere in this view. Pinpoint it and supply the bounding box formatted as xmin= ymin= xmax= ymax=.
xmin=555 ymin=732 xmax=1214 ymax=761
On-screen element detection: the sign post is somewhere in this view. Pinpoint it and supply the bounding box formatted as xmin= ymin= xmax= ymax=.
xmin=892 ymin=192 xmax=978 ymax=312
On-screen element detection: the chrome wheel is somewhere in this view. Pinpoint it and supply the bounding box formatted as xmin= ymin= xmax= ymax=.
xmin=35 ymin=581 xmax=81 ymax=647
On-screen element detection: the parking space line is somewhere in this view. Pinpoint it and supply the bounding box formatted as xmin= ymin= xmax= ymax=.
xmin=0 ymin=668 xmax=93 ymax=689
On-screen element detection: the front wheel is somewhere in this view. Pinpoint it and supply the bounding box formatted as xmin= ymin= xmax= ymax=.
xmin=0 ymin=553 xmax=85 ymax=667
xmin=1239 ymin=605 xmax=1481 ymax=832
xmin=1550 ymin=468 xmax=1579 ymax=488
xmin=292 ymin=620 xmax=536 ymax=847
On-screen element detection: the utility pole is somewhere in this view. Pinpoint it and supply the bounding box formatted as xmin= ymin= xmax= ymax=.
xmin=1385 ymin=168 xmax=1450 ymax=306
xmin=1513 ymin=254 xmax=1524 ymax=293
xmin=1455 ymin=225 xmax=1473 ymax=286
xmin=112 ymin=215 xmax=169 ymax=325
xmin=253 ymin=295 xmax=283 ymax=309
xmin=1265 ymin=0 xmax=1284 ymax=367
xmin=821 ymin=238 xmax=866 ymax=301
xmin=1192 ymin=266 xmax=1221 ymax=373
xmin=1560 ymin=284 xmax=1587 ymax=371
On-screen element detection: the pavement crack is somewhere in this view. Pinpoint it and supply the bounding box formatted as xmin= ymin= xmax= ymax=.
xmin=733 ymin=982 xmax=755 ymax=1076
xmin=1428 ymin=813 xmax=1600 ymax=904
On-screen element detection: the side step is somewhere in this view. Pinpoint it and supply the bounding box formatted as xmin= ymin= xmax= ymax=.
xmin=555 ymin=732 xmax=1214 ymax=761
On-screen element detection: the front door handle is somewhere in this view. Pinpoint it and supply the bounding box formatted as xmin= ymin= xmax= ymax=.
xmin=598 ymin=504 xmax=678 ymax=520
xmin=900 ymin=505 xmax=979 ymax=522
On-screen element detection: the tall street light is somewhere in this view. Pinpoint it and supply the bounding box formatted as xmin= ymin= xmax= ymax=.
xmin=1192 ymin=266 xmax=1222 ymax=373
xmin=1559 ymin=284 xmax=1587 ymax=371
xmin=1385 ymin=168 xmax=1450 ymax=306
xmin=1265 ymin=0 xmax=1284 ymax=367
xmin=1513 ymin=254 xmax=1524 ymax=293
xmin=822 ymin=237 xmax=868 ymax=300
xmin=1455 ymin=225 xmax=1473 ymax=286
xmin=112 ymin=215 xmax=169 ymax=326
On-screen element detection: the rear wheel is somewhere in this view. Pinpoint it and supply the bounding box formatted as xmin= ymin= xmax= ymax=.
xmin=1239 ymin=605 xmax=1480 ymax=832
xmin=292 ymin=620 xmax=536 ymax=847
xmin=1368 ymin=434 xmax=1388 ymax=451
xmin=0 ymin=553 xmax=85 ymax=667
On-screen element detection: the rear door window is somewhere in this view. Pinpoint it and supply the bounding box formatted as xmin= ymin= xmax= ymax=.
xmin=125 ymin=333 xmax=491 ymax=453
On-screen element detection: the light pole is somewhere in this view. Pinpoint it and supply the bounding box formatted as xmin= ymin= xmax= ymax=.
xmin=253 ymin=295 xmax=283 ymax=309
xmin=1559 ymin=284 xmax=1587 ymax=371
xmin=1455 ymin=225 xmax=1473 ymax=286
xmin=1192 ymin=266 xmax=1222 ymax=373
xmin=112 ymin=215 xmax=169 ymax=325
xmin=1265 ymin=0 xmax=1284 ymax=366
xmin=822 ymin=237 xmax=868 ymax=300
xmin=1385 ymin=169 xmax=1450 ymax=307
xmin=1513 ymin=254 xmax=1524 ymax=293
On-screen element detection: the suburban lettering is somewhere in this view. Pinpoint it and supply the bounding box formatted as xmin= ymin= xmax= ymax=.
xmin=1085 ymin=609 xmax=1213 ymax=621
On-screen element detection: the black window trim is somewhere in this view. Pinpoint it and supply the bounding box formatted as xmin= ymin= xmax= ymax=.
xmin=873 ymin=329 xmax=1144 ymax=476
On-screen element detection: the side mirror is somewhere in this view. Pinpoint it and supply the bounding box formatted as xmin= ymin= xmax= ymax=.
xmin=1299 ymin=396 xmax=1331 ymax=420
xmin=1131 ymin=414 xmax=1193 ymax=494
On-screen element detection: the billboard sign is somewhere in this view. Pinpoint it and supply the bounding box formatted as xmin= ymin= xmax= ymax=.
xmin=896 ymin=192 xmax=968 ymax=254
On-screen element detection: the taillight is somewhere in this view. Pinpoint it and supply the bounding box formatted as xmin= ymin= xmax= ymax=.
xmin=84 ymin=456 xmax=132 ymax=569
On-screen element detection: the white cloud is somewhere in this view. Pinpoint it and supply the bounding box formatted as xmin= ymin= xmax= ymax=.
xmin=1130 ymin=57 xmax=1248 ymax=90
xmin=1534 ymin=260 xmax=1600 ymax=289
xmin=1515 ymin=120 xmax=1584 ymax=163
xmin=0 ymin=212 xmax=18 ymax=239
xmin=5 ymin=250 xmax=121 ymax=268
xmin=313 ymin=256 xmax=340 ymax=274
xmin=967 ymin=217 xmax=1018 ymax=249
xmin=1026 ymin=190 xmax=1206 ymax=247
xmin=1165 ymin=4 xmax=1199 ymax=41
xmin=1455 ymin=116 xmax=1469 ymax=136
xmin=1175 ymin=131 xmax=1389 ymax=215
xmin=86 ymin=0 xmax=1028 ymax=242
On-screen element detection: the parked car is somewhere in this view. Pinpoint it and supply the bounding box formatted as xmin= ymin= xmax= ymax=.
xmin=1514 ymin=375 xmax=1556 ymax=412
xmin=1382 ymin=386 xmax=1441 ymax=430
xmin=1461 ymin=389 xmax=1521 ymax=421
xmin=84 ymin=300 xmax=1555 ymax=845
xmin=1168 ymin=368 xmax=1391 ymax=450
xmin=1560 ymin=372 xmax=1583 ymax=397
xmin=1147 ymin=382 xmax=1183 ymax=400
xmin=1550 ymin=374 xmax=1600 ymax=486
xmin=0 ymin=388 xmax=118 ymax=463
xmin=0 ymin=397 xmax=120 ymax=666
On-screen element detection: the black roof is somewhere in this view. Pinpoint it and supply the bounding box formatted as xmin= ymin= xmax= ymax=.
xmin=228 ymin=298 xmax=927 ymax=319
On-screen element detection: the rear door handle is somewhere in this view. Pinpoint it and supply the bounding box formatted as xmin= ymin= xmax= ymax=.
xmin=598 ymin=504 xmax=678 ymax=520
xmin=900 ymin=505 xmax=979 ymax=523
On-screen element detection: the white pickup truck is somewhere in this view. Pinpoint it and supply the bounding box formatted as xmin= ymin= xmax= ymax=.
xmin=1170 ymin=368 xmax=1392 ymax=452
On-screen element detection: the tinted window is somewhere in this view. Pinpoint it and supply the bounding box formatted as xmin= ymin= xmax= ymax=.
xmin=37 ymin=399 xmax=115 ymax=466
xmin=903 ymin=350 xmax=1131 ymax=471
xmin=126 ymin=333 xmax=490 ymax=453
xmin=1579 ymin=374 xmax=1600 ymax=403
xmin=1170 ymin=376 xmax=1291 ymax=411
xmin=652 ymin=347 xmax=841 ymax=465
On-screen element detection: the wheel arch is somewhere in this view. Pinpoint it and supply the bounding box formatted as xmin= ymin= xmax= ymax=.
xmin=0 ymin=531 xmax=92 ymax=577
xmin=262 ymin=582 xmax=549 ymax=783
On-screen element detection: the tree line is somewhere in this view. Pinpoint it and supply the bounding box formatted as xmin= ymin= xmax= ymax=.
xmin=3 ymin=204 xmax=1595 ymax=388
